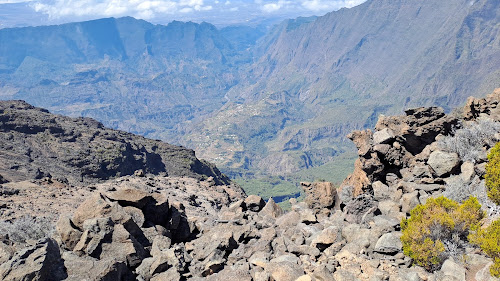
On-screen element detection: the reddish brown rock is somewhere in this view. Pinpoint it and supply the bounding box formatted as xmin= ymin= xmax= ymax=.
xmin=463 ymin=88 xmax=500 ymax=121
xmin=347 ymin=130 xmax=373 ymax=157
xmin=301 ymin=181 xmax=338 ymax=210
xmin=340 ymin=159 xmax=371 ymax=197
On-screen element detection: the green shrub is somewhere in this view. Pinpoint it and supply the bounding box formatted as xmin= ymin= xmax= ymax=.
xmin=401 ymin=196 xmax=484 ymax=271
xmin=486 ymin=142 xmax=500 ymax=204
xmin=469 ymin=219 xmax=500 ymax=277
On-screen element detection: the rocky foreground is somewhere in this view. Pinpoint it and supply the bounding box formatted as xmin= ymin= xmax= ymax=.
xmin=1 ymin=89 xmax=500 ymax=280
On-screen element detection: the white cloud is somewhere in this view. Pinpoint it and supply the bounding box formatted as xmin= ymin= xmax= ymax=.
xmin=14 ymin=0 xmax=367 ymax=26
xmin=260 ymin=0 xmax=292 ymax=13
xmin=31 ymin=0 xmax=213 ymax=20
xmin=258 ymin=0 xmax=363 ymax=14
xmin=179 ymin=7 xmax=192 ymax=13
xmin=301 ymin=0 xmax=365 ymax=12
xmin=262 ymin=3 xmax=280 ymax=12
xmin=0 ymin=0 xmax=32 ymax=3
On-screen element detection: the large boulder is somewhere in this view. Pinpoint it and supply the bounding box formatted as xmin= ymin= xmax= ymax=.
xmin=72 ymin=193 xmax=130 ymax=229
xmin=301 ymin=182 xmax=338 ymax=210
xmin=373 ymin=128 xmax=395 ymax=145
xmin=400 ymin=191 xmax=419 ymax=214
xmin=0 ymin=238 xmax=67 ymax=281
xmin=73 ymin=217 xmax=147 ymax=267
xmin=265 ymin=259 xmax=304 ymax=281
xmin=62 ymin=251 xmax=135 ymax=281
xmin=343 ymin=194 xmax=377 ymax=224
xmin=374 ymin=232 xmax=402 ymax=254
xmin=439 ymin=258 xmax=466 ymax=281
xmin=105 ymin=188 xmax=153 ymax=209
xmin=73 ymin=217 xmax=115 ymax=258
xmin=259 ymin=197 xmax=283 ymax=218
xmin=244 ymin=195 xmax=266 ymax=212
xmin=56 ymin=215 xmax=83 ymax=250
xmin=427 ymin=150 xmax=460 ymax=177
xmin=311 ymin=226 xmax=340 ymax=250
xmin=107 ymin=188 xmax=170 ymax=227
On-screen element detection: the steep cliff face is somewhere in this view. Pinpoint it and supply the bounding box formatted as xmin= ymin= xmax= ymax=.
xmin=0 ymin=100 xmax=231 ymax=185
xmin=186 ymin=0 xmax=500 ymax=178
xmin=0 ymin=0 xmax=499 ymax=186
xmin=0 ymin=17 xmax=244 ymax=143
xmin=240 ymin=0 xmax=500 ymax=105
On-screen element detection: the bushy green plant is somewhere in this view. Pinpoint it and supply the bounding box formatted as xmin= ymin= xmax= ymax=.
xmin=401 ymin=196 xmax=484 ymax=271
xmin=469 ymin=219 xmax=500 ymax=277
xmin=486 ymin=142 xmax=500 ymax=204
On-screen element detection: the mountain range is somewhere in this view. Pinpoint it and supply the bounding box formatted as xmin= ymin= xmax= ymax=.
xmin=0 ymin=0 xmax=499 ymax=198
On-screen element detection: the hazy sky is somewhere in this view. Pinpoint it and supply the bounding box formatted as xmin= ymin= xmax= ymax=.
xmin=0 ymin=0 xmax=366 ymax=28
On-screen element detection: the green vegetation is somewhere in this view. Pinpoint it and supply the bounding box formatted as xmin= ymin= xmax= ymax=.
xmin=468 ymin=141 xmax=500 ymax=277
xmin=235 ymin=176 xmax=300 ymax=201
xmin=486 ymin=142 xmax=500 ymax=204
xmin=470 ymin=219 xmax=500 ymax=277
xmin=234 ymin=151 xmax=356 ymax=206
xmin=401 ymin=196 xmax=484 ymax=271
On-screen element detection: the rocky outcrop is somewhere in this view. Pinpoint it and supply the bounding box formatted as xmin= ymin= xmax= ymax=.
xmin=464 ymin=88 xmax=500 ymax=121
xmin=0 ymin=100 xmax=231 ymax=185
xmin=343 ymin=106 xmax=460 ymax=194
xmin=301 ymin=181 xmax=338 ymax=210
xmin=0 ymin=238 xmax=67 ymax=281
xmin=2 ymin=89 xmax=500 ymax=280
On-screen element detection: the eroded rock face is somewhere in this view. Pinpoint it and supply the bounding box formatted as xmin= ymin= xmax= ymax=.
xmin=464 ymin=88 xmax=500 ymax=121
xmin=0 ymin=100 xmax=232 ymax=185
xmin=342 ymin=104 xmax=460 ymax=196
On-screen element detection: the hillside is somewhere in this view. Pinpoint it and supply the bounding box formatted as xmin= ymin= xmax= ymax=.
xmin=0 ymin=100 xmax=232 ymax=185
xmin=0 ymin=17 xmax=255 ymax=142
xmin=0 ymin=0 xmax=498 ymax=200
xmin=185 ymin=0 xmax=500 ymax=183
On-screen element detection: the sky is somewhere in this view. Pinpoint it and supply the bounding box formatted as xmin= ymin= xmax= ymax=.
xmin=0 ymin=0 xmax=367 ymax=28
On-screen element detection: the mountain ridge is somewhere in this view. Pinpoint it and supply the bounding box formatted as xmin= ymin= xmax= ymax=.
xmin=0 ymin=0 xmax=499 ymax=198
xmin=185 ymin=0 xmax=500 ymax=180
xmin=0 ymin=99 xmax=233 ymax=186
